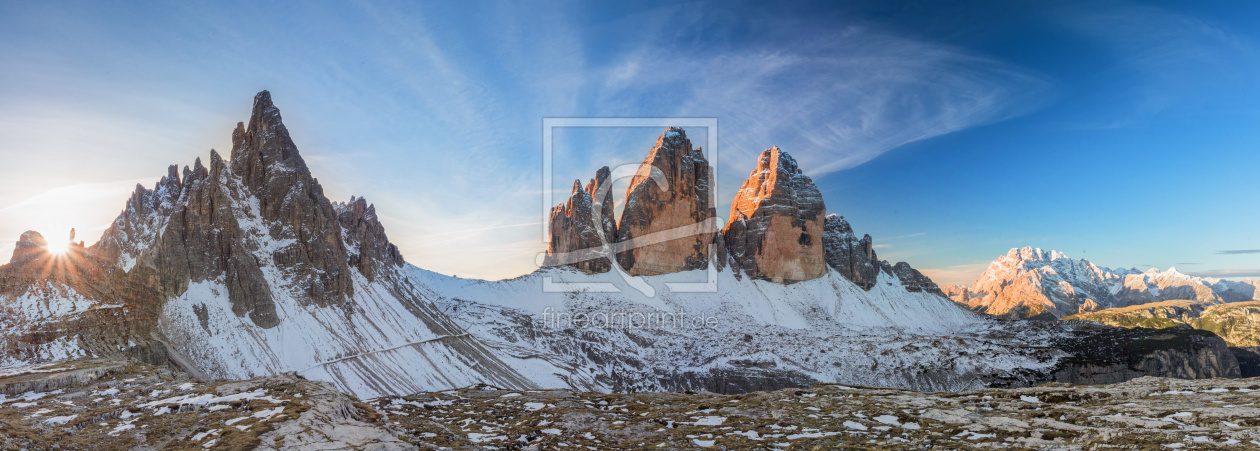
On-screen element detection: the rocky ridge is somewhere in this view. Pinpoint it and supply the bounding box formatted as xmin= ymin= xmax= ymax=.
xmin=946 ymin=247 xmax=1260 ymax=320
xmin=819 ymin=214 xmax=941 ymax=294
xmin=1066 ymin=300 xmax=1260 ymax=348
xmin=545 ymin=132 xmax=944 ymax=294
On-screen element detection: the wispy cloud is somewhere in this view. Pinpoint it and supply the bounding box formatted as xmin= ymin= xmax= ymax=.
xmin=1188 ymin=269 xmax=1260 ymax=279
xmin=0 ymin=2 xmax=1066 ymax=281
xmin=592 ymin=28 xmax=1058 ymax=179
xmin=1216 ymin=250 xmax=1260 ymax=255
xmin=1055 ymin=4 xmax=1260 ymax=126
xmin=336 ymin=4 xmax=1060 ymax=278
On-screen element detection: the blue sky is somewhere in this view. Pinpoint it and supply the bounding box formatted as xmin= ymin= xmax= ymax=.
xmin=1 ymin=1 xmax=1257 ymax=285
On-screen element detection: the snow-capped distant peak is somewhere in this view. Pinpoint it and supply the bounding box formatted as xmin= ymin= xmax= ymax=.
xmin=949 ymin=247 xmax=1257 ymax=320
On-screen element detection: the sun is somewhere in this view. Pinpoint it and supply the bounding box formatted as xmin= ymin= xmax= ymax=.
xmin=45 ymin=240 xmax=69 ymax=255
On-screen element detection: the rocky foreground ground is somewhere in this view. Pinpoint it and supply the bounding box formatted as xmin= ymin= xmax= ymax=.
xmin=1 ymin=359 xmax=1259 ymax=450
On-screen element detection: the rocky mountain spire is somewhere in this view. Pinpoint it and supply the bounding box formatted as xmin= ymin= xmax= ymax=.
xmin=585 ymin=166 xmax=617 ymax=245
xmin=544 ymin=179 xmax=611 ymax=273
xmin=723 ymin=146 xmax=826 ymax=283
xmin=616 ymin=127 xmax=717 ymax=275
xmin=87 ymin=90 xmax=406 ymax=328
xmin=222 ymin=91 xmax=355 ymax=311
xmin=544 ymin=163 xmax=619 ymax=273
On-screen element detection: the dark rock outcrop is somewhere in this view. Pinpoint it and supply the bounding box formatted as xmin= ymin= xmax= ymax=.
xmin=821 ymin=214 xmax=945 ymax=293
xmin=586 ymin=166 xmax=616 ymax=246
xmin=723 ymin=147 xmax=826 ymax=283
xmin=892 ymin=262 xmax=943 ymax=295
xmin=1231 ymin=346 xmax=1260 ymax=378
xmin=616 ymin=128 xmax=717 ymax=276
xmin=821 ymin=215 xmax=882 ymax=289
xmin=656 ymin=367 xmax=818 ymax=395
xmin=1049 ymin=325 xmax=1241 ymax=385
xmin=334 ymin=196 xmax=405 ymax=282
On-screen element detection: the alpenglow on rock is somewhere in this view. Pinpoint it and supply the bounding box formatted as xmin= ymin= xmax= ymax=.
xmin=723 ymin=147 xmax=826 ymax=283
xmin=616 ymin=127 xmax=717 ymax=276
xmin=948 ymin=247 xmax=1260 ymax=320
xmin=544 ymin=170 xmax=615 ymax=274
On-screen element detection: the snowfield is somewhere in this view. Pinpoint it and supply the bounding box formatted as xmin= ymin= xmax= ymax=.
xmin=407 ymin=263 xmax=1066 ymax=394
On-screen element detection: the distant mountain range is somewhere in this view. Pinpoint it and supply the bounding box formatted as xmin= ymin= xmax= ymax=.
xmin=0 ymin=92 xmax=1246 ymax=400
xmin=944 ymin=247 xmax=1260 ymax=320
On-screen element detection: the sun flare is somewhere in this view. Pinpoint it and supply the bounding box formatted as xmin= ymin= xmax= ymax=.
xmin=45 ymin=240 xmax=69 ymax=255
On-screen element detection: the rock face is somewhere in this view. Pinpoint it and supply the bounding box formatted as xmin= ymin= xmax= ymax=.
xmin=334 ymin=196 xmax=405 ymax=282
xmin=1048 ymin=325 xmax=1241 ymax=385
xmin=586 ymin=166 xmax=617 ymax=247
xmin=544 ymin=178 xmax=612 ymax=274
xmin=892 ymin=262 xmax=942 ymax=295
xmin=615 ymin=128 xmax=717 ymax=276
xmin=723 ymin=147 xmax=826 ymax=283
xmin=950 ymin=247 xmax=1260 ymax=320
xmin=821 ymin=215 xmax=881 ymax=289
xmin=10 ymin=231 xmax=48 ymax=263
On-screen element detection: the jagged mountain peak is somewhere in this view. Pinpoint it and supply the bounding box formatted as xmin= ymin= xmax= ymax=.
xmin=87 ymin=92 xmax=416 ymax=324
xmin=616 ymin=127 xmax=716 ymax=276
xmin=230 ymin=90 xmax=315 ymax=194
xmin=954 ymin=247 xmax=1257 ymax=320
xmin=1003 ymin=246 xmax=1070 ymax=264
xmin=724 ymin=145 xmax=826 ymax=283
xmin=658 ymin=126 xmax=688 ymax=147
xmin=730 ymin=146 xmax=821 ymax=222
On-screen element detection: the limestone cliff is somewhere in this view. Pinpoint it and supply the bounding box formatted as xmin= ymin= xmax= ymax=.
xmin=723 ymin=147 xmax=826 ymax=283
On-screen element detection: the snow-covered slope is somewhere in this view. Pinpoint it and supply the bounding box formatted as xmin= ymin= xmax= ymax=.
xmin=407 ymin=264 xmax=1066 ymax=393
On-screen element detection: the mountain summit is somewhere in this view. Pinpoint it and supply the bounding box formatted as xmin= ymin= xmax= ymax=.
xmin=2 ymin=91 xmax=539 ymax=397
xmin=723 ymin=146 xmax=827 ymax=283
xmin=947 ymin=247 xmax=1260 ymax=320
